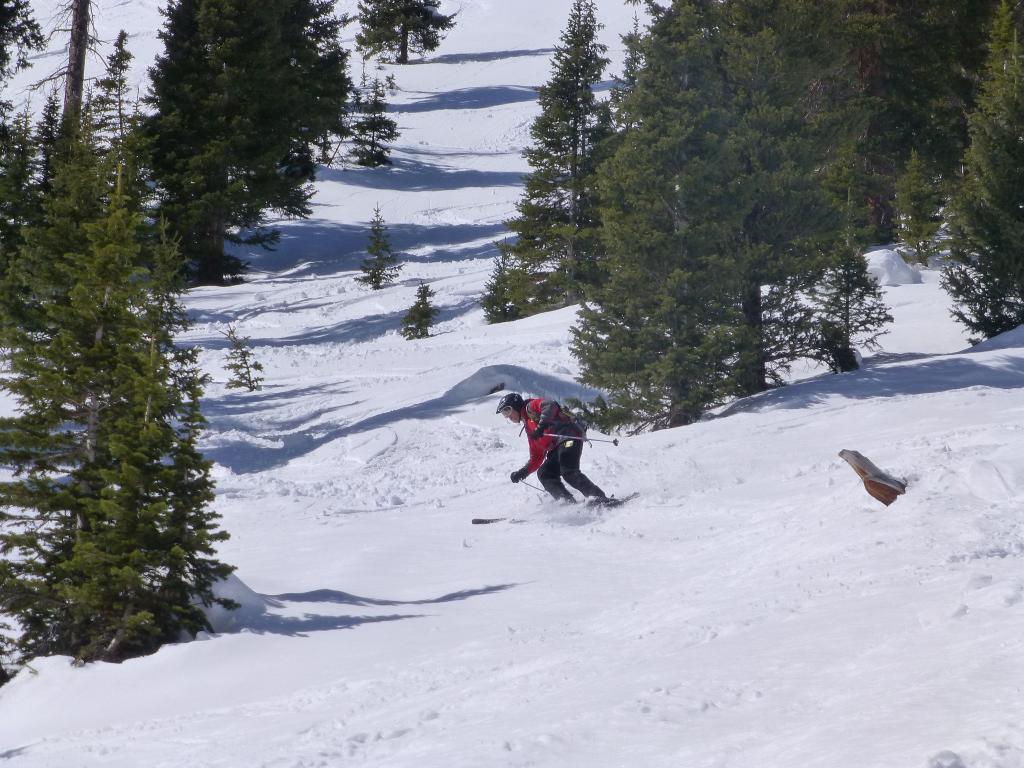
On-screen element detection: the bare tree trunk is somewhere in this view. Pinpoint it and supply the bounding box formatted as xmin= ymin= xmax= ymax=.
xmin=399 ymin=23 xmax=409 ymax=64
xmin=63 ymin=0 xmax=90 ymax=119
xmin=102 ymin=600 xmax=135 ymax=661
xmin=739 ymin=282 xmax=766 ymax=395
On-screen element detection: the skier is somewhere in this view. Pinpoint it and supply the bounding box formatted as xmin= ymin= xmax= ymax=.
xmin=496 ymin=392 xmax=609 ymax=504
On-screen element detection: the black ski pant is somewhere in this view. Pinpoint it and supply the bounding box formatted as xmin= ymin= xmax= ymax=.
xmin=537 ymin=433 xmax=606 ymax=502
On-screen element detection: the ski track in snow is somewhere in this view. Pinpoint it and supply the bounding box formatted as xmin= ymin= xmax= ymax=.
xmin=3 ymin=2 xmax=1024 ymax=767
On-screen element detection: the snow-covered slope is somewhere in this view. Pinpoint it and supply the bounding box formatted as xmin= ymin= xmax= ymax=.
xmin=3 ymin=2 xmax=1023 ymax=767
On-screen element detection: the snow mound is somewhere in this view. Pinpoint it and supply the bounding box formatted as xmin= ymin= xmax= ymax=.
xmin=965 ymin=324 xmax=1024 ymax=353
xmin=442 ymin=364 xmax=600 ymax=404
xmin=202 ymin=574 xmax=270 ymax=634
xmin=865 ymin=248 xmax=923 ymax=286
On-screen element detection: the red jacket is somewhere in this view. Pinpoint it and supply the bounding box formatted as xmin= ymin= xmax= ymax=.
xmin=520 ymin=398 xmax=581 ymax=473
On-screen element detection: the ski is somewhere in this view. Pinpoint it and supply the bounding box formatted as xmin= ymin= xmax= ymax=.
xmin=587 ymin=491 xmax=639 ymax=509
xmin=471 ymin=517 xmax=526 ymax=525
xmin=472 ymin=493 xmax=638 ymax=523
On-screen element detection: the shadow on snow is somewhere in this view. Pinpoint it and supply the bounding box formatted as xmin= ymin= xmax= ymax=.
xmin=230 ymin=584 xmax=516 ymax=637
xmin=717 ymin=350 xmax=1024 ymax=417
xmin=267 ymin=583 xmax=517 ymax=607
xmin=219 ymin=219 xmax=505 ymax=281
xmin=315 ymin=153 xmax=524 ymax=192
xmin=201 ymin=365 xmax=597 ymax=474
xmin=391 ymin=80 xmax=613 ymax=114
xmin=422 ymin=48 xmax=555 ymax=65
xmin=193 ymin=296 xmax=482 ymax=353
xmin=239 ymin=612 xmax=423 ymax=636
xmin=395 ymin=84 xmax=538 ymax=113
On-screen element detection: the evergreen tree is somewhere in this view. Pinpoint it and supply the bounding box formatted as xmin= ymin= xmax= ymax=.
xmin=0 ymin=0 xmax=41 ymax=84
xmin=894 ymin=149 xmax=942 ymax=266
xmin=810 ymin=196 xmax=893 ymax=373
xmin=492 ymin=0 xmax=611 ymax=317
xmin=0 ymin=0 xmax=42 ymax=285
xmin=821 ymin=0 xmax=996 ymax=242
xmin=480 ymin=251 xmax=529 ymax=323
xmin=0 ymin=623 xmax=14 ymax=684
xmin=350 ymin=78 xmax=399 ymax=167
xmin=943 ymin=0 xmax=1024 ymax=340
xmin=717 ymin=0 xmax=839 ymax=395
xmin=1 ymin=119 xmax=107 ymax=350
xmin=572 ymin=0 xmax=740 ymax=430
xmin=146 ymin=0 xmax=352 ymax=284
xmin=573 ymin=0 xmax=843 ymax=430
xmin=91 ymin=31 xmax=135 ymax=152
xmin=811 ymin=245 xmax=892 ymax=373
xmin=356 ymin=0 xmax=456 ymax=64
xmin=2 ymin=61 xmax=144 ymax=345
xmin=401 ymin=283 xmax=438 ymax=339
xmin=0 ymin=106 xmax=39 ymax=263
xmin=86 ymin=32 xmax=152 ymax=215
xmin=0 ymin=126 xmax=233 ymax=667
xmin=32 ymin=91 xmax=63 ymax=199
xmin=0 ymin=104 xmax=47 ymax=367
xmin=223 ymin=325 xmax=264 ymax=391
xmin=609 ymin=14 xmax=644 ymax=130
xmin=356 ymin=206 xmax=401 ymax=288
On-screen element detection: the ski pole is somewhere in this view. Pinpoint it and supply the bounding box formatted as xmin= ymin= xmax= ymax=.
xmin=541 ymin=432 xmax=619 ymax=446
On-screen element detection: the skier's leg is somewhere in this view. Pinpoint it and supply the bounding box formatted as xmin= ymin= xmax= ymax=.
xmin=538 ymin=452 xmax=575 ymax=502
xmin=557 ymin=439 xmax=607 ymax=499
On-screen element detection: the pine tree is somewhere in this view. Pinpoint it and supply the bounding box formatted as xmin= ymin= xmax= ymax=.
xmin=1 ymin=119 xmax=107 ymax=350
xmin=811 ymin=246 xmax=892 ymax=373
xmin=0 ymin=624 xmax=14 ymax=684
xmin=894 ymin=149 xmax=943 ymax=266
xmin=609 ymin=13 xmax=644 ymax=128
xmin=573 ymin=0 xmax=843 ymax=430
xmin=480 ymin=251 xmax=529 ymax=323
xmin=491 ymin=0 xmax=611 ymax=316
xmin=350 ymin=78 xmax=399 ymax=167
xmin=716 ymin=0 xmax=840 ymax=395
xmin=0 ymin=105 xmax=45 ymax=365
xmin=810 ymin=195 xmax=893 ymax=373
xmin=146 ymin=0 xmax=352 ymax=284
xmin=356 ymin=0 xmax=456 ymax=64
xmin=0 ymin=0 xmax=42 ymax=280
xmin=32 ymin=90 xmax=62 ymax=199
xmin=572 ymin=0 xmax=740 ymax=431
xmin=0 ymin=106 xmax=39 ymax=263
xmin=0 ymin=0 xmax=42 ymax=84
xmin=91 ymin=31 xmax=135 ymax=152
xmin=401 ymin=283 xmax=438 ymax=339
xmin=223 ymin=325 xmax=264 ymax=391
xmin=87 ymin=32 xmax=152 ymax=215
xmin=943 ymin=0 xmax=1024 ymax=341
xmin=356 ymin=206 xmax=402 ymax=288
xmin=821 ymin=0 xmax=996 ymax=242
xmin=2 ymin=49 xmax=148 ymax=354
xmin=0 ymin=126 xmax=233 ymax=668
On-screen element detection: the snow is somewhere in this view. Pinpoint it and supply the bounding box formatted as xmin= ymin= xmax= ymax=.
xmin=866 ymin=247 xmax=924 ymax=286
xmin=2 ymin=2 xmax=1023 ymax=767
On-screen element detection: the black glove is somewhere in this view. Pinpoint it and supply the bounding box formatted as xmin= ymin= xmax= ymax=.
xmin=510 ymin=467 xmax=529 ymax=483
xmin=529 ymin=426 xmax=546 ymax=439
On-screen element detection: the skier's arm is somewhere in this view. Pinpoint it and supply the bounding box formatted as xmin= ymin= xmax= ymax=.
xmin=525 ymin=439 xmax=545 ymax=472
